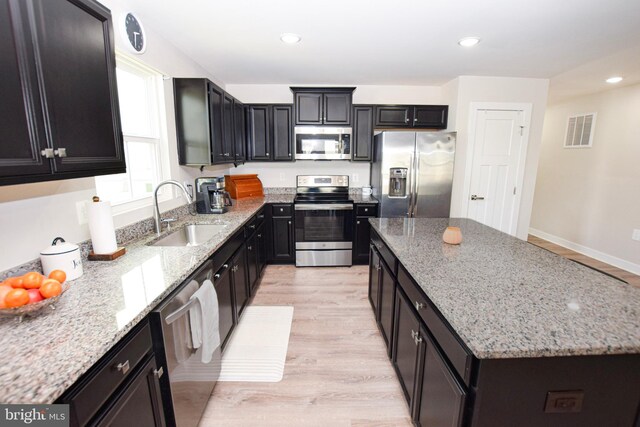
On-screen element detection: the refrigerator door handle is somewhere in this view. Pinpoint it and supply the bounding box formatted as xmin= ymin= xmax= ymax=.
xmin=411 ymin=151 xmax=420 ymax=217
xmin=407 ymin=152 xmax=415 ymax=217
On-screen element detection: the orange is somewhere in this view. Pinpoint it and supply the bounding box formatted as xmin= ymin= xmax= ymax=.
xmin=4 ymin=276 xmax=24 ymax=289
xmin=4 ymin=288 xmax=29 ymax=308
xmin=48 ymin=270 xmax=67 ymax=284
xmin=40 ymin=279 xmax=62 ymax=299
xmin=22 ymin=272 xmax=44 ymax=289
xmin=0 ymin=285 xmax=12 ymax=309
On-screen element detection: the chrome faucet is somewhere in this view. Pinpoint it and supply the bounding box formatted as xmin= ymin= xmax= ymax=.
xmin=153 ymin=180 xmax=193 ymax=236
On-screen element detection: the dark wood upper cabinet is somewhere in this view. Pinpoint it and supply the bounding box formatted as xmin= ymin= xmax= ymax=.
xmin=352 ymin=105 xmax=374 ymax=161
xmin=246 ymin=105 xmax=271 ymax=161
xmin=233 ymin=99 xmax=246 ymax=163
xmin=375 ymin=106 xmax=413 ymax=127
xmin=0 ymin=0 xmax=125 ymax=186
xmin=208 ymin=82 xmax=225 ymax=164
xmin=413 ymin=105 xmax=448 ymax=128
xmin=291 ymin=88 xmax=355 ymax=126
xmin=272 ymin=105 xmax=293 ymax=161
xmin=375 ymin=105 xmax=448 ymax=129
xmin=175 ymin=78 xmax=241 ymax=166
xmin=245 ymin=104 xmax=293 ymax=162
xmin=222 ymin=93 xmax=235 ymax=162
xmin=294 ymin=92 xmax=323 ymax=125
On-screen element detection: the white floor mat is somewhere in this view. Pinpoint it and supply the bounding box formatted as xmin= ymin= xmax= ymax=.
xmin=218 ymin=306 xmax=294 ymax=382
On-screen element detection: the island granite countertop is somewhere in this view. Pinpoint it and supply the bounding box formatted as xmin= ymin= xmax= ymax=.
xmin=0 ymin=194 xmax=293 ymax=404
xmin=369 ymin=218 xmax=640 ymax=359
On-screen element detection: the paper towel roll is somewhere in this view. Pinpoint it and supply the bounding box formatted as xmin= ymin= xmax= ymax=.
xmin=87 ymin=200 xmax=118 ymax=254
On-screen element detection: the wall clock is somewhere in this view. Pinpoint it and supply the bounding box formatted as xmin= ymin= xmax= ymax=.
xmin=122 ymin=13 xmax=146 ymax=54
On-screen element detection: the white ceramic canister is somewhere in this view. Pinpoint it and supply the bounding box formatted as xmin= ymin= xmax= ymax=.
xmin=40 ymin=237 xmax=83 ymax=280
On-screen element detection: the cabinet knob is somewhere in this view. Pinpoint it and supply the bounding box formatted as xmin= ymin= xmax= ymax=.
xmin=40 ymin=148 xmax=54 ymax=159
xmin=224 ymin=152 xmax=230 ymax=156
xmin=249 ymin=224 xmax=256 ymax=229
xmin=405 ymin=118 xmax=410 ymax=123
xmin=247 ymin=246 xmax=253 ymax=250
xmin=223 ymin=263 xmax=229 ymax=269
xmin=357 ymin=220 xmax=360 ymax=224
xmin=364 ymin=208 xmax=368 ymax=212
xmin=280 ymin=208 xmax=284 ymax=212
xmin=214 ymin=273 xmax=220 ymax=279
xmin=115 ymin=360 xmax=130 ymax=375
xmin=258 ymin=234 xmax=262 ymax=238
xmin=288 ymin=221 xmax=291 ymax=224
xmin=153 ymin=366 xmax=164 ymax=378
xmin=415 ymin=301 xmax=425 ymax=311
xmin=54 ymin=148 xmax=67 ymax=158
xmin=266 ymin=153 xmax=269 ymax=156
xmin=288 ymin=153 xmax=291 ymax=156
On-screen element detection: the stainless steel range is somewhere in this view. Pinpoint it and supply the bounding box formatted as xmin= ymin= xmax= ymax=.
xmin=294 ymin=175 xmax=353 ymax=267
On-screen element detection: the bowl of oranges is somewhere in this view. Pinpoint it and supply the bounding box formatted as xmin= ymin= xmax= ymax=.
xmin=0 ymin=269 xmax=69 ymax=320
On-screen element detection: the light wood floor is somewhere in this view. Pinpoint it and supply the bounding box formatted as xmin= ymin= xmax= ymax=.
xmin=199 ymin=265 xmax=413 ymax=427
xmin=527 ymin=235 xmax=640 ymax=288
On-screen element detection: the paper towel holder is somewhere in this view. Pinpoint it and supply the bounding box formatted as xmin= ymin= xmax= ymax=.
xmin=87 ymin=196 xmax=127 ymax=261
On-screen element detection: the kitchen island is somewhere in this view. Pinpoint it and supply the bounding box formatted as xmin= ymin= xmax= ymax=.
xmin=368 ymin=217 xmax=640 ymax=427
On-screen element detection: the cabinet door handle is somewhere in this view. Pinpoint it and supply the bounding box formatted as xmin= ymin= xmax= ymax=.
xmin=116 ymin=360 xmax=130 ymax=375
xmin=54 ymin=148 xmax=67 ymax=158
xmin=249 ymin=224 xmax=256 ymax=229
xmin=411 ymin=330 xmax=422 ymax=345
xmin=258 ymin=214 xmax=265 ymax=219
xmin=415 ymin=301 xmax=425 ymax=311
xmin=258 ymin=234 xmax=262 ymax=238
xmin=247 ymin=246 xmax=252 ymax=250
xmin=214 ymin=273 xmax=220 ymax=279
xmin=41 ymin=148 xmax=54 ymax=159
xmin=223 ymin=264 xmax=229 ymax=269
xmin=153 ymin=366 xmax=164 ymax=378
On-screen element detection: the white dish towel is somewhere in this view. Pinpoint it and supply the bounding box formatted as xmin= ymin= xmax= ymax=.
xmin=188 ymin=279 xmax=221 ymax=363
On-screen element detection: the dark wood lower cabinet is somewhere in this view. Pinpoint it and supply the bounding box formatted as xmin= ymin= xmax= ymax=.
xmin=96 ymin=355 xmax=165 ymax=427
xmin=213 ymin=263 xmax=235 ymax=350
xmin=415 ymin=329 xmax=466 ymax=427
xmin=392 ymin=287 xmax=422 ymax=408
xmin=231 ymin=244 xmax=249 ymax=321
xmin=378 ymin=258 xmax=395 ymax=356
xmin=368 ymin=245 xmax=381 ymax=315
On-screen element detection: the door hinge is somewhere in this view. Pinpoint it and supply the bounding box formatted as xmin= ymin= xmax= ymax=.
xmin=519 ymin=126 xmax=525 ymax=136
xmin=513 ymin=187 xmax=517 ymax=195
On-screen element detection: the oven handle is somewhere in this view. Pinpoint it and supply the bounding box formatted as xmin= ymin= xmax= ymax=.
xmin=295 ymin=203 xmax=353 ymax=211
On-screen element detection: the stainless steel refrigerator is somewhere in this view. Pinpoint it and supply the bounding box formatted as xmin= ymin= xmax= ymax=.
xmin=371 ymin=131 xmax=456 ymax=218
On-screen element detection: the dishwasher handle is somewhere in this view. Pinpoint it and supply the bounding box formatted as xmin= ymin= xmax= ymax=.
xmin=164 ymin=278 xmax=214 ymax=324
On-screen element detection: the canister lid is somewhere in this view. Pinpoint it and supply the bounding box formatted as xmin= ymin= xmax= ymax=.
xmin=40 ymin=237 xmax=79 ymax=256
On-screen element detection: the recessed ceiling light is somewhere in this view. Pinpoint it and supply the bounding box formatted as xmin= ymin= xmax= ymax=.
xmin=606 ymin=76 xmax=623 ymax=84
xmin=280 ymin=33 xmax=301 ymax=44
xmin=458 ymin=37 xmax=480 ymax=47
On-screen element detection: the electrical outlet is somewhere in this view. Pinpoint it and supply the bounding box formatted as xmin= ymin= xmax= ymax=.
xmin=632 ymin=229 xmax=640 ymax=241
xmin=279 ymin=173 xmax=285 ymax=182
xmin=76 ymin=201 xmax=88 ymax=225
xmin=352 ymin=173 xmax=359 ymax=183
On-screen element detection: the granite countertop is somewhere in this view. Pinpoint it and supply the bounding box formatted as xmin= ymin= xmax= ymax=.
xmin=370 ymin=218 xmax=640 ymax=359
xmin=350 ymin=194 xmax=378 ymax=203
xmin=0 ymin=194 xmax=292 ymax=404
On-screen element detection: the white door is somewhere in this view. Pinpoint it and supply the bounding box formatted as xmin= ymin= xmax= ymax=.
xmin=467 ymin=109 xmax=527 ymax=235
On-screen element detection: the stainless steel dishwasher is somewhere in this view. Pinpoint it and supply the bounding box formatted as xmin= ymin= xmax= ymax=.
xmin=150 ymin=260 xmax=222 ymax=427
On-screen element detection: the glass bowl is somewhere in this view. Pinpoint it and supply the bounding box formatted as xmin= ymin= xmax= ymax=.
xmin=0 ymin=281 xmax=71 ymax=321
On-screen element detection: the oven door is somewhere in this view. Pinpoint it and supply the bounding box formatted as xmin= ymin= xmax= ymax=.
xmin=294 ymin=203 xmax=354 ymax=248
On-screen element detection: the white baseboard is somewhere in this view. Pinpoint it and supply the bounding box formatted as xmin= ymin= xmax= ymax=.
xmin=528 ymin=228 xmax=640 ymax=275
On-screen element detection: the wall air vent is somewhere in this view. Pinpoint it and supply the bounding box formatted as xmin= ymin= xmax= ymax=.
xmin=564 ymin=113 xmax=596 ymax=148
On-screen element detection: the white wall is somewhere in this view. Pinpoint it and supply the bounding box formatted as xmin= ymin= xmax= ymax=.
xmin=447 ymin=76 xmax=550 ymax=240
xmin=530 ymin=84 xmax=640 ymax=272
xmin=0 ymin=0 xmax=229 ymax=271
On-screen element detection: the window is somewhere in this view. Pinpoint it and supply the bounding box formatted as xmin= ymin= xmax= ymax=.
xmin=564 ymin=113 xmax=596 ymax=148
xmin=95 ymin=54 xmax=169 ymax=207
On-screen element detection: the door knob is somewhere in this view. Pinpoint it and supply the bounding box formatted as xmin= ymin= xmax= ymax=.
xmin=470 ymin=194 xmax=485 ymax=201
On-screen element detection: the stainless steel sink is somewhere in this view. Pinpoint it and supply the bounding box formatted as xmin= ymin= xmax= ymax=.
xmin=150 ymin=224 xmax=227 ymax=247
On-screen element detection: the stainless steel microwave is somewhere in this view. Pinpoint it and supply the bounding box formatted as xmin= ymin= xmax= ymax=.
xmin=294 ymin=127 xmax=352 ymax=160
